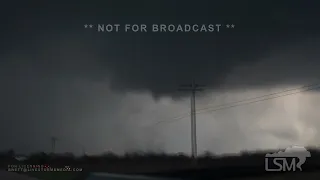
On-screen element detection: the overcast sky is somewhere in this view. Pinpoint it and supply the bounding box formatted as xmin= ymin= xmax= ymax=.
xmin=1 ymin=1 xmax=320 ymax=155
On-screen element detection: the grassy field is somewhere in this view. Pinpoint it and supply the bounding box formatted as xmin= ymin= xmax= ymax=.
xmin=1 ymin=148 xmax=320 ymax=180
xmin=27 ymin=171 xmax=320 ymax=180
xmin=243 ymin=171 xmax=320 ymax=180
xmin=6 ymin=168 xmax=320 ymax=180
xmin=25 ymin=172 xmax=80 ymax=180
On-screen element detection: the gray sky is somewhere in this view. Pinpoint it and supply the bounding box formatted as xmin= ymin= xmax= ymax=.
xmin=1 ymin=1 xmax=320 ymax=155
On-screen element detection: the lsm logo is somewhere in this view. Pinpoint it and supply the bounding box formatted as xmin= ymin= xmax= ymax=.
xmin=265 ymin=145 xmax=311 ymax=172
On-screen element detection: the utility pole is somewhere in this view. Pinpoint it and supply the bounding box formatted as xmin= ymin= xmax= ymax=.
xmin=179 ymin=80 xmax=205 ymax=159
xmin=51 ymin=137 xmax=57 ymax=154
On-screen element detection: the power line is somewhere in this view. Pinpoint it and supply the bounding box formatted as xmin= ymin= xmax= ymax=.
xmin=196 ymin=83 xmax=320 ymax=112
xmin=171 ymin=83 xmax=320 ymax=119
xmin=197 ymin=84 xmax=320 ymax=114
xmin=147 ymin=83 xmax=320 ymax=126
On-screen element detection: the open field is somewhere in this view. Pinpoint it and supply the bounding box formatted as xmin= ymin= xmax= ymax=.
xmin=242 ymin=171 xmax=320 ymax=180
xmin=25 ymin=172 xmax=79 ymax=180
xmin=0 ymin=170 xmax=41 ymax=180
xmin=2 ymin=170 xmax=320 ymax=180
xmin=1 ymin=148 xmax=320 ymax=180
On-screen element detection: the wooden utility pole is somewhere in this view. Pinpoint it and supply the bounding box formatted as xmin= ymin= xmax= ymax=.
xmin=179 ymin=80 xmax=205 ymax=158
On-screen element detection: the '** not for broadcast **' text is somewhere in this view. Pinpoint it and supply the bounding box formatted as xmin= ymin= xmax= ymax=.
xmin=94 ymin=24 xmax=226 ymax=33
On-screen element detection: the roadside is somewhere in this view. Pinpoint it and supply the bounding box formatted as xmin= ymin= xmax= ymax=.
xmin=0 ymin=169 xmax=41 ymax=180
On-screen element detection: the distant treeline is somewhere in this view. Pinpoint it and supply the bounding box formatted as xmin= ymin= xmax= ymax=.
xmin=1 ymin=148 xmax=320 ymax=179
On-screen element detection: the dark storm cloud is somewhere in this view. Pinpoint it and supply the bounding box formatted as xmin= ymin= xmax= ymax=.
xmin=2 ymin=1 xmax=320 ymax=155
xmin=1 ymin=1 xmax=320 ymax=98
